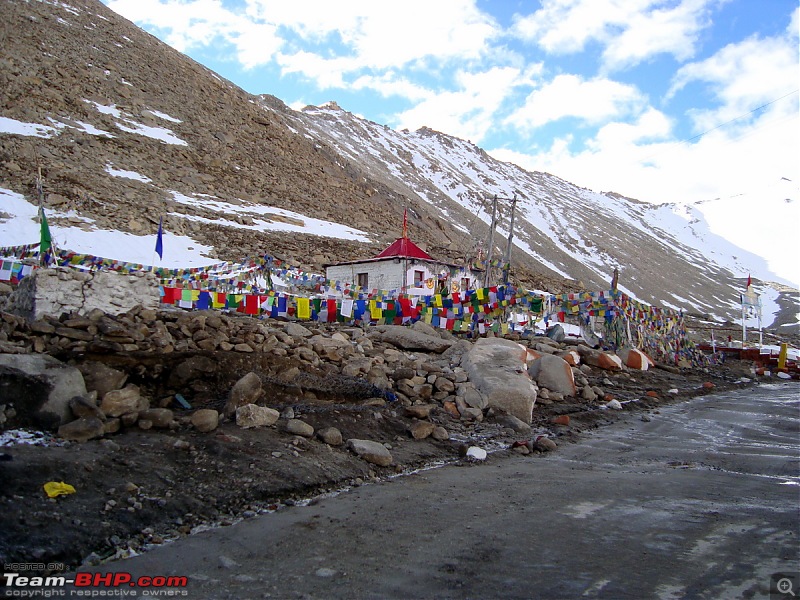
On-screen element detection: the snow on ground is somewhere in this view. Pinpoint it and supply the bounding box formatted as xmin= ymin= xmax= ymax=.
xmin=0 ymin=187 xmax=371 ymax=269
xmin=105 ymin=163 xmax=151 ymax=183
xmin=0 ymin=116 xmax=60 ymax=138
xmin=170 ymin=192 xmax=372 ymax=242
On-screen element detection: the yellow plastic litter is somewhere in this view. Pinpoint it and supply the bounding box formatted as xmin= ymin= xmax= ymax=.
xmin=43 ymin=481 xmax=76 ymax=498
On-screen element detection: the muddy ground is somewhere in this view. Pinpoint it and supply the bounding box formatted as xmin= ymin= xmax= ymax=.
xmin=0 ymin=353 xmax=761 ymax=577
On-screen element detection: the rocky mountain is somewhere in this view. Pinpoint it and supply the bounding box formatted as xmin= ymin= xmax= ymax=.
xmin=0 ymin=0 xmax=796 ymax=331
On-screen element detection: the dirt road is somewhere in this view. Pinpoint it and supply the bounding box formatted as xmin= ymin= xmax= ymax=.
xmin=66 ymin=382 xmax=799 ymax=599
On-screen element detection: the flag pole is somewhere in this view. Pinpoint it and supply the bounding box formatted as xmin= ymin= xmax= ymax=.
xmin=152 ymin=216 xmax=164 ymax=273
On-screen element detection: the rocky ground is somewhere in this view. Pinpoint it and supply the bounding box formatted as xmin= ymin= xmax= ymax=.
xmin=0 ymin=304 xmax=771 ymax=578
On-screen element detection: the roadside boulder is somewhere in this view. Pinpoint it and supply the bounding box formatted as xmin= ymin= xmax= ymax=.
xmin=0 ymin=354 xmax=88 ymax=428
xmin=527 ymin=354 xmax=577 ymax=397
xmin=462 ymin=338 xmax=537 ymax=424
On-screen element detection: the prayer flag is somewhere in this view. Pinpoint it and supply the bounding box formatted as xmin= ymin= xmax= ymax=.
xmin=39 ymin=207 xmax=52 ymax=253
xmin=155 ymin=217 xmax=164 ymax=259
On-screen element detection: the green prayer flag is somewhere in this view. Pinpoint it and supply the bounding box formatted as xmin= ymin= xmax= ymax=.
xmin=39 ymin=208 xmax=52 ymax=253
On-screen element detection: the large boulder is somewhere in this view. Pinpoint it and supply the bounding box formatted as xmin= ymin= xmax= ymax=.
xmin=527 ymin=354 xmax=577 ymax=397
xmin=461 ymin=338 xmax=537 ymax=424
xmin=0 ymin=354 xmax=88 ymax=428
xmin=370 ymin=325 xmax=455 ymax=353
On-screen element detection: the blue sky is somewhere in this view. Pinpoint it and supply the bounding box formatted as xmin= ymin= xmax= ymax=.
xmin=103 ymin=0 xmax=798 ymax=207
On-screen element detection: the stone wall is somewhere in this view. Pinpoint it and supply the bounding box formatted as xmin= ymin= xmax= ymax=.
xmin=6 ymin=268 xmax=160 ymax=320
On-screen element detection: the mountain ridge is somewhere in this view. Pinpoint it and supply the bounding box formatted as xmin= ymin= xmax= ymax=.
xmin=0 ymin=0 xmax=796 ymax=332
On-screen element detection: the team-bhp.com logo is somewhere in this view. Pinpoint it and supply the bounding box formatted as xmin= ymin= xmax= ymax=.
xmin=3 ymin=571 xmax=188 ymax=597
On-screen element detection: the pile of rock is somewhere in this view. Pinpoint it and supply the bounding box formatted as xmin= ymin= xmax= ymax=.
xmin=0 ymin=298 xmax=665 ymax=469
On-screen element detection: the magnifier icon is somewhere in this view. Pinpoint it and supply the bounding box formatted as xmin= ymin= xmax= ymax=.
xmin=778 ymin=578 xmax=796 ymax=596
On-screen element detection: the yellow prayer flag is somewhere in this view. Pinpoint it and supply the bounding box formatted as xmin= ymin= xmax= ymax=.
xmin=297 ymin=297 xmax=311 ymax=320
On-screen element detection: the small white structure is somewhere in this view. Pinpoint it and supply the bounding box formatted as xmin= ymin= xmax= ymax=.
xmin=325 ymin=235 xmax=481 ymax=295
xmin=6 ymin=267 xmax=160 ymax=319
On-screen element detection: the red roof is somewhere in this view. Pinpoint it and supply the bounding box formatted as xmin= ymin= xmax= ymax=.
xmin=374 ymin=237 xmax=433 ymax=260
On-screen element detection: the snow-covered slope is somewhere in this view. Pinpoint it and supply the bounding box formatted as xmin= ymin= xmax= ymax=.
xmin=264 ymin=99 xmax=798 ymax=330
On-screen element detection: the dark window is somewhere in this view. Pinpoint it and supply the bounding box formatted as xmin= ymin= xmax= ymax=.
xmin=413 ymin=270 xmax=424 ymax=286
xmin=357 ymin=273 xmax=369 ymax=288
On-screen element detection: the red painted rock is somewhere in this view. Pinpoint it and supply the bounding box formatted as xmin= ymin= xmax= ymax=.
xmin=597 ymin=352 xmax=623 ymax=371
xmin=646 ymin=390 xmax=659 ymax=398
xmin=552 ymin=415 xmax=570 ymax=426
xmin=702 ymin=381 xmax=715 ymax=389
xmin=619 ymin=348 xmax=654 ymax=371
xmin=560 ymin=350 xmax=581 ymax=366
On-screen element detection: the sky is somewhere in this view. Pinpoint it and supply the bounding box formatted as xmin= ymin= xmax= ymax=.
xmin=101 ymin=0 xmax=799 ymax=207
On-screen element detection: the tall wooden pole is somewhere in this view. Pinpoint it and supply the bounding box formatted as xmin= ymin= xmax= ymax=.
xmin=484 ymin=195 xmax=497 ymax=288
xmin=502 ymin=194 xmax=517 ymax=284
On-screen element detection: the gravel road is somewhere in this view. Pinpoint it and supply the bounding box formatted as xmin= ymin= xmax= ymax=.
xmin=67 ymin=382 xmax=800 ymax=600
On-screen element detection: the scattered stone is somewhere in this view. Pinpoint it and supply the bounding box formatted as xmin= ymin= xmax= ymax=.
xmin=58 ymin=417 xmax=105 ymax=442
xmin=465 ymin=446 xmax=487 ymax=461
xmin=494 ymin=413 xmax=532 ymax=434
xmin=404 ymin=404 xmax=434 ymax=419
xmin=69 ymin=396 xmax=105 ymax=421
xmin=284 ymin=419 xmax=314 ymax=438
xmin=534 ymin=437 xmax=557 ymax=452
xmin=605 ymin=399 xmax=623 ymax=410
xmin=346 ymin=439 xmax=393 ymax=466
xmin=431 ymin=426 xmax=449 ymax=441
xmin=235 ymin=404 xmax=279 ymax=429
xmin=409 ymin=420 xmax=436 ymax=440
xmin=191 ymin=409 xmax=219 ymax=432
xmin=317 ymin=427 xmax=343 ymax=446
xmin=138 ymin=408 xmax=173 ymax=429
xmin=551 ymin=415 xmax=570 ymax=426
xmin=225 ymin=372 xmax=263 ymax=417
xmin=100 ymin=385 xmax=143 ymax=418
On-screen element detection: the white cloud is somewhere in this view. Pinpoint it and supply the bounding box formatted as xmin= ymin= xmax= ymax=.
xmin=511 ymin=0 xmax=714 ymax=70
xmin=505 ymin=74 xmax=645 ymax=128
xmin=392 ymin=66 xmax=524 ymax=143
xmin=669 ymin=33 xmax=800 ymax=131
xmin=108 ymin=0 xmax=498 ymax=82
xmin=493 ymin=17 xmax=800 ymax=206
